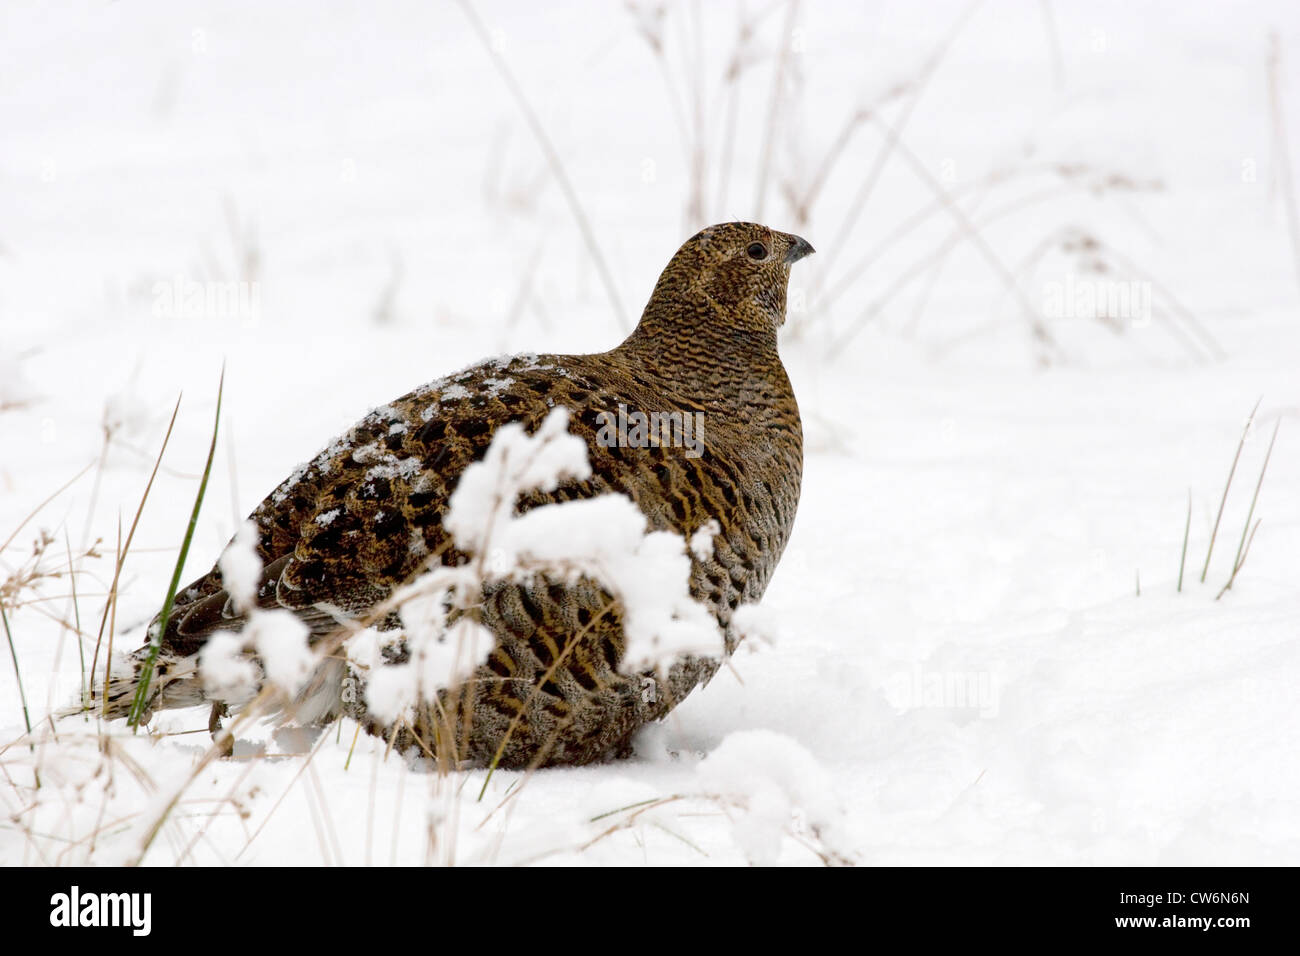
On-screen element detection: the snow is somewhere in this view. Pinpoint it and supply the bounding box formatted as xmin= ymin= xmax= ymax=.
xmin=497 ymin=493 xmax=724 ymax=668
xmin=363 ymin=457 xmax=423 ymax=483
xmin=688 ymin=519 xmax=720 ymax=561
xmin=249 ymin=610 xmax=313 ymax=697
xmin=99 ymin=387 xmax=154 ymax=445
xmin=444 ymin=407 xmax=592 ymax=553
xmin=696 ymin=730 xmax=853 ymax=866
xmin=441 ymin=384 xmax=472 ymax=403
xmin=217 ymin=520 xmax=262 ymax=612
xmin=363 ymin=653 xmax=417 ymax=726
xmin=3 ymin=0 xmax=1300 ymax=866
xmin=0 ymin=353 xmax=36 ymax=410
xmin=199 ymin=632 xmax=259 ymax=706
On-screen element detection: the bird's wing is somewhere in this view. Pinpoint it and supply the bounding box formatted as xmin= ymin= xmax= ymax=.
xmin=156 ymin=354 xmax=623 ymax=653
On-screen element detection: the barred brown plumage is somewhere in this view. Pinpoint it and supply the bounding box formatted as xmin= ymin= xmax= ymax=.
xmin=101 ymin=222 xmax=814 ymax=767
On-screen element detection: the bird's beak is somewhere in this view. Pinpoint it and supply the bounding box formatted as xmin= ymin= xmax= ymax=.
xmin=784 ymin=235 xmax=815 ymax=265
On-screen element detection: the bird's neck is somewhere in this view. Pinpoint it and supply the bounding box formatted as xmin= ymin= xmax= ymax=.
xmin=614 ymin=295 xmax=786 ymax=403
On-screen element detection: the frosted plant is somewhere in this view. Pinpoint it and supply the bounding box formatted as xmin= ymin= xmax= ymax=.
xmin=361 ymin=407 xmax=724 ymax=728
xmin=199 ymin=522 xmax=313 ymax=705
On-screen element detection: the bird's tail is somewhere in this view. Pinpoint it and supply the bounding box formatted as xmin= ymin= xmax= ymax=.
xmin=63 ymin=647 xmax=205 ymax=723
xmin=69 ymin=643 xmax=345 ymax=728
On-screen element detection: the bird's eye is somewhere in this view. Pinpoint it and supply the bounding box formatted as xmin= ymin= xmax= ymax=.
xmin=746 ymin=241 xmax=768 ymax=260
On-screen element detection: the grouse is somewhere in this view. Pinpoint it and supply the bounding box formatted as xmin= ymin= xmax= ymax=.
xmin=102 ymin=222 xmax=814 ymax=768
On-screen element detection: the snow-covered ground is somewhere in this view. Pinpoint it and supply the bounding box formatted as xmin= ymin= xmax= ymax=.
xmin=2 ymin=0 xmax=1298 ymax=865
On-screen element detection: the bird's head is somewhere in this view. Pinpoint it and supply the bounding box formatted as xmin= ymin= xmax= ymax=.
xmin=643 ymin=222 xmax=815 ymax=337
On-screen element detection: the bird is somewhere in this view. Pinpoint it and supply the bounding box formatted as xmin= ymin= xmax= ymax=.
xmin=100 ymin=222 xmax=814 ymax=768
